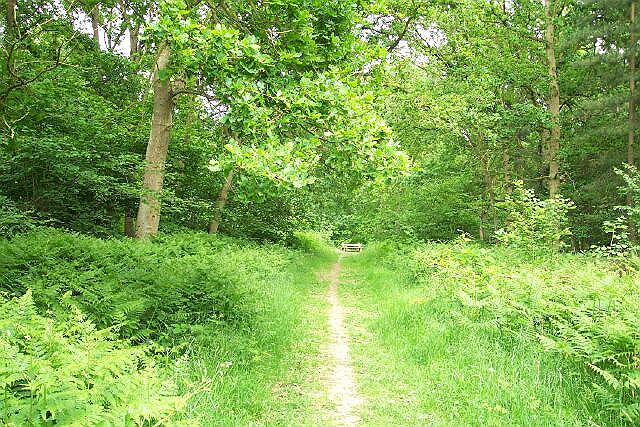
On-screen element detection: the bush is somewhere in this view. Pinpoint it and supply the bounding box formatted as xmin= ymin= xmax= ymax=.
xmin=590 ymin=166 xmax=640 ymax=267
xmin=290 ymin=230 xmax=336 ymax=258
xmin=0 ymin=195 xmax=40 ymax=239
xmin=495 ymin=182 xmax=574 ymax=252
xmin=616 ymin=164 xmax=640 ymax=230
xmin=0 ymin=291 xmax=191 ymax=426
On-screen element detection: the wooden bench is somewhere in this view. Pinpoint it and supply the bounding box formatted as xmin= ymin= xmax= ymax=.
xmin=340 ymin=243 xmax=363 ymax=252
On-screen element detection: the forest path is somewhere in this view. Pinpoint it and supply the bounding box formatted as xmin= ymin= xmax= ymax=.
xmin=321 ymin=257 xmax=363 ymax=426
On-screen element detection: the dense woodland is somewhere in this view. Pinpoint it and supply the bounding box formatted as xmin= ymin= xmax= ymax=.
xmin=2 ymin=0 xmax=640 ymax=425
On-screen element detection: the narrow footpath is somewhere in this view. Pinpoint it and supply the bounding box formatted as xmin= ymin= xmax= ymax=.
xmin=324 ymin=258 xmax=362 ymax=426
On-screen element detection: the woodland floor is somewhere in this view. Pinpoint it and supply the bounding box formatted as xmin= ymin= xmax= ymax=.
xmin=177 ymin=247 xmax=612 ymax=426
xmin=2 ymin=232 xmax=622 ymax=426
xmin=268 ymin=250 xmax=597 ymax=427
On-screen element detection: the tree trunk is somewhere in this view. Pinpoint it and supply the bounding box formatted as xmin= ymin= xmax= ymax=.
xmin=208 ymin=169 xmax=235 ymax=234
xmin=481 ymin=154 xmax=497 ymax=230
xmin=6 ymin=0 xmax=16 ymax=35
xmin=118 ymin=0 xmax=139 ymax=57
xmin=124 ymin=207 xmax=135 ymax=237
xmin=130 ymin=25 xmax=140 ymax=57
xmin=544 ymin=0 xmax=561 ymax=198
xmin=538 ymin=131 xmax=549 ymax=195
xmin=629 ymin=1 xmax=637 ymax=242
xmin=135 ymin=43 xmax=173 ymax=238
xmin=479 ymin=209 xmax=486 ymax=241
xmin=91 ymin=7 xmax=100 ymax=43
xmin=503 ymin=143 xmax=512 ymax=195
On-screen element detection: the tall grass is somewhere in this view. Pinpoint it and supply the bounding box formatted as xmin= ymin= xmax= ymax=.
xmin=341 ymin=241 xmax=635 ymax=425
xmin=1 ymin=228 xmax=337 ymax=425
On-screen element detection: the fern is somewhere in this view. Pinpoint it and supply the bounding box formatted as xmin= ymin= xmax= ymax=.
xmin=0 ymin=291 xmax=196 ymax=426
xmin=0 ymin=228 xmax=260 ymax=343
xmin=400 ymin=241 xmax=640 ymax=424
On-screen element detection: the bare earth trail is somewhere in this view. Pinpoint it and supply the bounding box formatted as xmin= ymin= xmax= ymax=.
xmin=323 ymin=257 xmax=363 ymax=426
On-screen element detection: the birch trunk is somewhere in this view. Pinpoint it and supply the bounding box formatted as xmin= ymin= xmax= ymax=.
xmin=208 ymin=169 xmax=235 ymax=234
xmin=135 ymin=43 xmax=173 ymax=238
xmin=544 ymin=0 xmax=561 ymax=198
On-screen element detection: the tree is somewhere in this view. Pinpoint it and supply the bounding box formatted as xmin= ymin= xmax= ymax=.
xmin=544 ymin=0 xmax=562 ymax=198
xmin=629 ymin=0 xmax=637 ymax=240
xmin=133 ymin=0 xmax=407 ymax=237
xmin=208 ymin=168 xmax=234 ymax=234
xmin=6 ymin=0 xmax=16 ymax=35
xmin=135 ymin=43 xmax=172 ymax=237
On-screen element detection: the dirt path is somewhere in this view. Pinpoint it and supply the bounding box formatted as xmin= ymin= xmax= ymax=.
xmin=325 ymin=259 xmax=362 ymax=426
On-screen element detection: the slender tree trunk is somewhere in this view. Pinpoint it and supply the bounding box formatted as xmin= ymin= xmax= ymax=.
xmin=479 ymin=152 xmax=497 ymax=239
xmin=629 ymin=1 xmax=637 ymax=242
xmin=124 ymin=207 xmax=135 ymax=237
xmin=503 ymin=143 xmax=512 ymax=195
xmin=490 ymin=189 xmax=497 ymax=229
xmin=538 ymin=131 xmax=549 ymax=194
xmin=481 ymin=156 xmax=498 ymax=229
xmin=6 ymin=0 xmax=16 ymax=35
xmin=118 ymin=0 xmax=139 ymax=57
xmin=208 ymin=169 xmax=235 ymax=234
xmin=544 ymin=0 xmax=561 ymax=198
xmin=135 ymin=43 xmax=173 ymax=238
xmin=130 ymin=25 xmax=140 ymax=56
xmin=91 ymin=6 xmax=100 ymax=43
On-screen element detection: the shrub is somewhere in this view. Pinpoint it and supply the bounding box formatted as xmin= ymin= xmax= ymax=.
xmin=590 ymin=166 xmax=640 ymax=267
xmin=495 ymin=182 xmax=574 ymax=252
xmin=290 ymin=230 xmax=335 ymax=258
xmin=0 ymin=291 xmax=192 ymax=426
xmin=0 ymin=195 xmax=40 ymax=239
xmin=616 ymin=164 xmax=640 ymax=230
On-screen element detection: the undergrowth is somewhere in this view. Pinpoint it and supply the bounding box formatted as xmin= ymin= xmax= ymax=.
xmin=0 ymin=227 xmax=336 ymax=425
xmin=0 ymin=291 xmax=195 ymax=425
xmin=357 ymin=240 xmax=640 ymax=424
xmin=290 ymin=230 xmax=337 ymax=260
xmin=0 ymin=229 xmax=279 ymax=343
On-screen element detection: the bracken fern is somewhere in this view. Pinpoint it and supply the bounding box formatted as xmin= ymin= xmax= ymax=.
xmin=0 ymin=291 xmax=194 ymax=426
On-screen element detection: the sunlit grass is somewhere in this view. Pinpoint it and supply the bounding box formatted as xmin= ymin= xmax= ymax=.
xmin=7 ymin=228 xmax=630 ymax=425
xmin=341 ymin=249 xmax=619 ymax=426
xmin=176 ymin=249 xmax=337 ymax=425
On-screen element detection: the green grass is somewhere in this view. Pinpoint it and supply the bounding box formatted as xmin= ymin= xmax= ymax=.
xmin=0 ymin=229 xmax=340 ymax=426
xmin=4 ymin=230 xmax=637 ymax=425
xmin=172 ymin=243 xmax=338 ymax=425
xmin=340 ymin=248 xmax=620 ymax=426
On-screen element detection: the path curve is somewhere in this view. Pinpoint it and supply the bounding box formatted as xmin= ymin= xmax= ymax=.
xmin=326 ymin=259 xmax=362 ymax=426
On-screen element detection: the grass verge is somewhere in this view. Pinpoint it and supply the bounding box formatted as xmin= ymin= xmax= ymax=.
xmin=0 ymin=229 xmax=339 ymax=425
xmin=175 ymin=240 xmax=338 ymax=425
xmin=340 ymin=246 xmax=616 ymax=426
